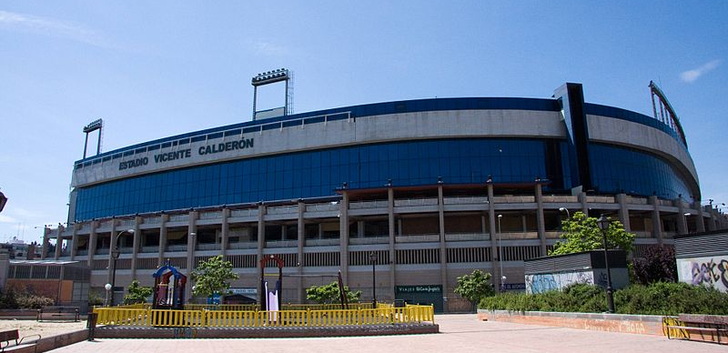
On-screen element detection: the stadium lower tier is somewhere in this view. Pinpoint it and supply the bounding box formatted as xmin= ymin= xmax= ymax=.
xmin=44 ymin=185 xmax=724 ymax=313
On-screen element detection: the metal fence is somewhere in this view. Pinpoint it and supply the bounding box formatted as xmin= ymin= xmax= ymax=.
xmin=93 ymin=304 xmax=434 ymax=328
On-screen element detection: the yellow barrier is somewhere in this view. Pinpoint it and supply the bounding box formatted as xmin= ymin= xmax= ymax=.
xmin=183 ymin=303 xmax=375 ymax=311
xmin=94 ymin=304 xmax=434 ymax=328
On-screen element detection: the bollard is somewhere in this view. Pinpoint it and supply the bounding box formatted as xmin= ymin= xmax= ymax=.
xmin=87 ymin=312 xmax=98 ymax=341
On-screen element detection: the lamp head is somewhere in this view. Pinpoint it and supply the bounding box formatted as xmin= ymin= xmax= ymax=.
xmin=597 ymin=214 xmax=610 ymax=231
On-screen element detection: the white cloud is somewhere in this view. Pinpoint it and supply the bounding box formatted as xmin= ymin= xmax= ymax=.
xmin=680 ymin=59 xmax=721 ymax=83
xmin=0 ymin=10 xmax=111 ymax=48
xmin=0 ymin=214 xmax=17 ymax=224
xmin=250 ymin=39 xmax=288 ymax=56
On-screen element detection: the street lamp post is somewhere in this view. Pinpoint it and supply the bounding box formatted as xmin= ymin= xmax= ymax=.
xmin=559 ymin=207 xmax=570 ymax=219
xmin=597 ymin=215 xmax=615 ymax=313
xmin=369 ymin=252 xmax=377 ymax=308
xmin=104 ymin=283 xmax=112 ymax=307
xmin=108 ymin=229 xmax=134 ymax=306
xmin=497 ymin=214 xmax=505 ymax=292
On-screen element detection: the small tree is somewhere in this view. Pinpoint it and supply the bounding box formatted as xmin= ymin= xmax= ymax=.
xmin=306 ymin=281 xmax=361 ymax=304
xmin=190 ymin=255 xmax=239 ymax=298
xmin=454 ymin=270 xmax=495 ymax=310
xmin=123 ymin=279 xmax=153 ymax=305
xmin=549 ymin=212 xmax=634 ymax=256
xmin=632 ymin=244 xmax=678 ymax=285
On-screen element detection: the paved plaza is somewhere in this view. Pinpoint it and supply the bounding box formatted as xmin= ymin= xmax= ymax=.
xmin=47 ymin=314 xmax=725 ymax=353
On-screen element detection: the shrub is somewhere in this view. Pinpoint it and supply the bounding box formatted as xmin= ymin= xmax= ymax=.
xmin=0 ymin=288 xmax=19 ymax=309
xmin=480 ymin=282 xmax=728 ymax=315
xmin=16 ymin=294 xmax=55 ymax=309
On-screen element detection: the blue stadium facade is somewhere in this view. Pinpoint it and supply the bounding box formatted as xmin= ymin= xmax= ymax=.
xmin=44 ymin=83 xmax=721 ymax=312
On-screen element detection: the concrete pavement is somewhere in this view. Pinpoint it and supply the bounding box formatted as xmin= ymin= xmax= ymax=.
xmin=49 ymin=314 xmax=725 ymax=353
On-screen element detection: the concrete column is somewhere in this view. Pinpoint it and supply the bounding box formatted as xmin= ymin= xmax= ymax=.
xmin=707 ymin=201 xmax=717 ymax=232
xmin=87 ymin=221 xmax=98 ymax=267
xmin=256 ymin=204 xmax=266 ymax=307
xmin=130 ymin=216 xmax=142 ymax=281
xmin=486 ymin=182 xmax=498 ymax=289
xmin=257 ymin=204 xmax=266 ymax=265
xmin=616 ymin=194 xmax=631 ymax=232
xmin=339 ymin=192 xmax=350 ymax=284
xmin=695 ymin=205 xmax=706 ymax=233
xmin=388 ymin=187 xmax=396 ymax=300
xmin=297 ymin=201 xmax=305 ymax=303
xmin=649 ymin=196 xmax=663 ymax=244
xmin=70 ymin=225 xmax=78 ymax=259
xmin=579 ymin=192 xmax=589 ymax=216
xmin=41 ymin=227 xmax=50 ymax=260
xmin=185 ymin=210 xmax=198 ymax=301
xmin=357 ymin=221 xmax=364 ymax=238
xmin=437 ymin=185 xmax=448 ymax=310
xmin=106 ymin=220 xmax=118 ymax=291
xmin=221 ymin=208 xmax=230 ymax=257
xmin=535 ymin=182 xmax=546 ymax=256
xmin=157 ymin=214 xmax=168 ymax=267
xmin=54 ymin=225 xmax=64 ymax=259
xmin=676 ymin=199 xmax=688 ymax=235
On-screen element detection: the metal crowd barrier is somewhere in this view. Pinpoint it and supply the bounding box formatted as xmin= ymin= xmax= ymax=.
xmin=93 ymin=304 xmax=434 ymax=328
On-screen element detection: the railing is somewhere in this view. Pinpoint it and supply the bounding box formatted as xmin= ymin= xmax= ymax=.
xmin=200 ymin=211 xmax=222 ymax=220
xmin=349 ymin=200 xmax=388 ymax=209
xmin=396 ymin=234 xmax=439 ymax=243
xmin=94 ymin=304 xmax=434 ymax=328
xmin=349 ymin=236 xmax=389 ymax=245
xmin=443 ymin=196 xmax=489 ymax=205
xmin=169 ymin=214 xmax=189 ymax=222
xmin=394 ymin=198 xmax=438 ymax=207
xmin=444 ymin=233 xmax=489 ymax=241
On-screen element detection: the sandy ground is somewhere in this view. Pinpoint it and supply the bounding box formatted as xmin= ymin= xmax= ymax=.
xmin=0 ymin=319 xmax=88 ymax=338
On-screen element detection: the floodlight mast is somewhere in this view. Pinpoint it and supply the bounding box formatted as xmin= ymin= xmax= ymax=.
xmin=251 ymin=68 xmax=292 ymax=120
xmin=82 ymin=118 xmax=103 ymax=159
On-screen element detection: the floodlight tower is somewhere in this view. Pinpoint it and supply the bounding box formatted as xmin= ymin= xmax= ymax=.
xmin=82 ymin=119 xmax=103 ymax=159
xmin=251 ymin=68 xmax=292 ymax=120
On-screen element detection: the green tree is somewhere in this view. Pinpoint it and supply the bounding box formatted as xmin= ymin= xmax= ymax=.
xmin=549 ymin=212 xmax=634 ymax=256
xmin=123 ymin=279 xmax=153 ymax=305
xmin=190 ymin=255 xmax=239 ymax=298
xmin=454 ymin=270 xmax=495 ymax=309
xmin=306 ymin=281 xmax=361 ymax=304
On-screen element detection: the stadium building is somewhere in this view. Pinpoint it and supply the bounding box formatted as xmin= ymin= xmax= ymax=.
xmin=43 ymin=82 xmax=726 ymax=312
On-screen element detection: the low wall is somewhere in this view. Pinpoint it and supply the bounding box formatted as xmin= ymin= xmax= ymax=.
xmin=11 ymin=329 xmax=88 ymax=353
xmin=478 ymin=310 xmax=665 ymax=336
xmin=94 ymin=323 xmax=439 ymax=339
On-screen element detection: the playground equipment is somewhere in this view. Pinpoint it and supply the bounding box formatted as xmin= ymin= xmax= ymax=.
xmin=259 ymin=255 xmax=283 ymax=312
xmin=153 ymin=260 xmax=187 ymax=309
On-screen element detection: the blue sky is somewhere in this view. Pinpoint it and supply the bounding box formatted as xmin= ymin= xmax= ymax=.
xmin=1 ymin=1 xmax=726 ymax=243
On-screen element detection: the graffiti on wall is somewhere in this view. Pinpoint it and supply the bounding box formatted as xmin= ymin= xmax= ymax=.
xmin=677 ymin=256 xmax=728 ymax=292
xmin=525 ymin=271 xmax=594 ymax=294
